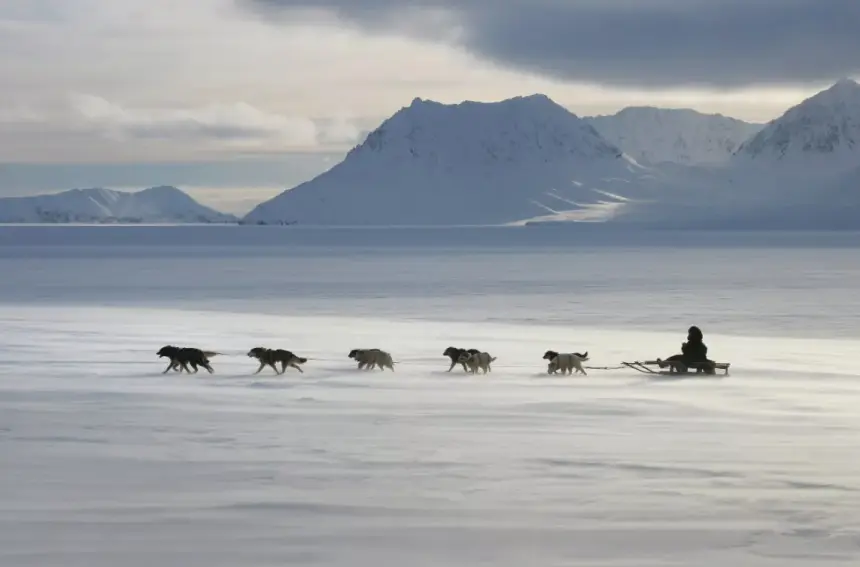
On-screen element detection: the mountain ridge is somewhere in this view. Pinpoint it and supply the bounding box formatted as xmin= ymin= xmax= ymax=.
xmin=0 ymin=186 xmax=238 ymax=224
xmin=586 ymin=107 xmax=762 ymax=165
xmin=734 ymin=78 xmax=860 ymax=170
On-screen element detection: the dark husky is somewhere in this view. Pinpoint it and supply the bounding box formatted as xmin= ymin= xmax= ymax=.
xmin=443 ymin=347 xmax=480 ymax=372
xmin=157 ymin=345 xmax=216 ymax=374
xmin=247 ymin=347 xmax=307 ymax=374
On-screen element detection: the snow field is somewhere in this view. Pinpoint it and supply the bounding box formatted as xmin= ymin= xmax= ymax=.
xmin=2 ymin=304 xmax=860 ymax=566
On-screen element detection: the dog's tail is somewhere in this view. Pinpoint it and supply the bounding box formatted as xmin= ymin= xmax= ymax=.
xmin=202 ymin=351 xmax=221 ymax=358
xmin=490 ymin=356 xmax=497 ymax=362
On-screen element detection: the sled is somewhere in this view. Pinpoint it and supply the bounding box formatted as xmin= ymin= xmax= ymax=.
xmin=622 ymin=359 xmax=730 ymax=376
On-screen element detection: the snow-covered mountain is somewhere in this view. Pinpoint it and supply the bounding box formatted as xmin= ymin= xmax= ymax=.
xmin=586 ymin=107 xmax=761 ymax=166
xmin=735 ymin=78 xmax=860 ymax=172
xmin=614 ymin=80 xmax=860 ymax=229
xmin=0 ymin=186 xmax=237 ymax=224
xmin=244 ymin=95 xmax=669 ymax=226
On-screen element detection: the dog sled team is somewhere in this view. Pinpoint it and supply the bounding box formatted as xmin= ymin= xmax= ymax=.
xmin=156 ymin=326 xmax=729 ymax=377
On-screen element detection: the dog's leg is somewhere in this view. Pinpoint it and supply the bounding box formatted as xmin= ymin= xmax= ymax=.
xmin=289 ymin=363 xmax=304 ymax=373
xmin=204 ymin=363 xmax=214 ymax=374
xmin=163 ymin=361 xmax=174 ymax=374
xmin=446 ymin=360 xmax=456 ymax=372
xmin=253 ymin=361 xmax=265 ymax=374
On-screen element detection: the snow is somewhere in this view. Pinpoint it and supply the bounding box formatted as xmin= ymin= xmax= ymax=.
xmin=0 ymin=185 xmax=237 ymax=224
xmin=587 ymin=107 xmax=761 ymax=166
xmin=2 ymin=225 xmax=860 ymax=566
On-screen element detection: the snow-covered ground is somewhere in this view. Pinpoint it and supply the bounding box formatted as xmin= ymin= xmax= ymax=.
xmin=2 ymin=226 xmax=859 ymax=566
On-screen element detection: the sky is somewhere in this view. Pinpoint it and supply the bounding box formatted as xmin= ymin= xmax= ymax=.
xmin=1 ymin=0 xmax=858 ymax=213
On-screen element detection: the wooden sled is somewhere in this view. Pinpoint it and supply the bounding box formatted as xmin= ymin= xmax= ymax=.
xmin=622 ymin=359 xmax=730 ymax=376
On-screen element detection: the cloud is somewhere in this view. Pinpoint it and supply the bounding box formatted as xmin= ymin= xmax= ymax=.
xmin=242 ymin=0 xmax=860 ymax=88
xmin=69 ymin=94 xmax=361 ymax=148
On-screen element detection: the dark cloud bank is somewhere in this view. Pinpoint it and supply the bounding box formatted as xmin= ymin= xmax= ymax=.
xmin=241 ymin=0 xmax=860 ymax=88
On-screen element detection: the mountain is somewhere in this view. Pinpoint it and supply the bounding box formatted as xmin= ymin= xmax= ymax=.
xmin=615 ymin=80 xmax=860 ymax=229
xmin=0 ymin=186 xmax=238 ymax=224
xmin=586 ymin=107 xmax=761 ymax=165
xmin=734 ymin=78 xmax=860 ymax=172
xmin=244 ymin=95 xmax=669 ymax=226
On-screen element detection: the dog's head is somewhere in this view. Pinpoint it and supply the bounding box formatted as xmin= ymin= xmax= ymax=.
xmin=157 ymin=345 xmax=180 ymax=358
xmin=348 ymin=349 xmax=360 ymax=359
xmin=247 ymin=347 xmax=267 ymax=359
xmin=467 ymin=348 xmax=480 ymax=354
xmin=457 ymin=352 xmax=474 ymax=363
xmin=542 ymin=350 xmax=559 ymax=361
xmin=443 ymin=346 xmax=460 ymax=358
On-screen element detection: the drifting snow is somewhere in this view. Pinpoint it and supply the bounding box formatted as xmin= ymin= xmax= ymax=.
xmin=0 ymin=186 xmax=237 ymax=224
xmin=2 ymin=227 xmax=860 ymax=566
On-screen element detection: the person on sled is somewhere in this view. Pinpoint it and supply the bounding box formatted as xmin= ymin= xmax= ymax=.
xmin=658 ymin=325 xmax=716 ymax=374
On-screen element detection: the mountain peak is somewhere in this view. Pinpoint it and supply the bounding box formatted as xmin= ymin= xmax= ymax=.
xmin=735 ymin=80 xmax=860 ymax=165
xmin=347 ymin=94 xmax=620 ymax=166
xmin=806 ymin=78 xmax=860 ymax=106
xmin=242 ymin=95 xmax=646 ymax=226
xmin=832 ymin=77 xmax=860 ymax=89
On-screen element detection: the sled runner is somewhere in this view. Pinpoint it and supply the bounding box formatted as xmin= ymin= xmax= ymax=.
xmin=622 ymin=359 xmax=730 ymax=376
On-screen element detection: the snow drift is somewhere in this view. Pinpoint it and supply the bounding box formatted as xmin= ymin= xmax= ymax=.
xmin=0 ymin=186 xmax=237 ymax=224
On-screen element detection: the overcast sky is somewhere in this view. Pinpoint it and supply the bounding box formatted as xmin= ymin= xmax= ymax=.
xmin=1 ymin=0 xmax=857 ymax=210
